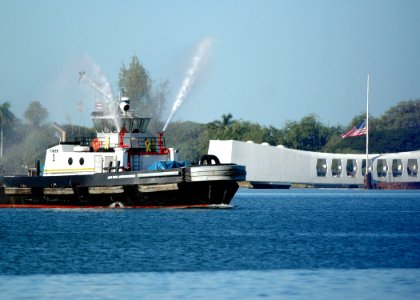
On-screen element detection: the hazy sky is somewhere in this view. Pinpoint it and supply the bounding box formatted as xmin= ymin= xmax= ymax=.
xmin=1 ymin=0 xmax=419 ymax=129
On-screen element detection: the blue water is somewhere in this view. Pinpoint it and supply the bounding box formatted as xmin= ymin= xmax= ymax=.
xmin=1 ymin=189 xmax=419 ymax=299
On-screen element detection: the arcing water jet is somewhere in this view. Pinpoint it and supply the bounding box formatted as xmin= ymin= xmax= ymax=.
xmin=162 ymin=38 xmax=213 ymax=132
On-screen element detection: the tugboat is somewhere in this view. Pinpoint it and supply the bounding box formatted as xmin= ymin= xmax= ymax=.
xmin=0 ymin=72 xmax=246 ymax=208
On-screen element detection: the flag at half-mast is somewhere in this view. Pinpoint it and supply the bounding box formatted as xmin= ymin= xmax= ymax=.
xmin=341 ymin=120 xmax=367 ymax=138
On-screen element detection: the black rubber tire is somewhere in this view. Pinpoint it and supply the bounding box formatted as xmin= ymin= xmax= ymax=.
xmin=200 ymin=154 xmax=220 ymax=165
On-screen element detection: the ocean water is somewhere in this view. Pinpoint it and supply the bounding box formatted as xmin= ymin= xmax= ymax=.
xmin=0 ymin=189 xmax=419 ymax=299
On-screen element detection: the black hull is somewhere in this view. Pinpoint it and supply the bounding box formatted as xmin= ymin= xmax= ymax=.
xmin=0 ymin=181 xmax=239 ymax=208
xmin=0 ymin=165 xmax=244 ymax=208
xmin=249 ymin=181 xmax=291 ymax=189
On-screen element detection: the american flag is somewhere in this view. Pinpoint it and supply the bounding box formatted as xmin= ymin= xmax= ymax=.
xmin=341 ymin=120 xmax=367 ymax=138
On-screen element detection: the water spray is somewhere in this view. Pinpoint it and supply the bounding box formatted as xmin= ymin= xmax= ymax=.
xmin=78 ymin=70 xmax=126 ymax=132
xmin=162 ymin=38 xmax=213 ymax=132
xmin=78 ymin=71 xmax=114 ymax=103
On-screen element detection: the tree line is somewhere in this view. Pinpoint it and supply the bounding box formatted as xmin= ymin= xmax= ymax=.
xmin=0 ymin=100 xmax=56 ymax=174
xmin=1 ymin=54 xmax=419 ymax=172
xmin=164 ymin=99 xmax=420 ymax=163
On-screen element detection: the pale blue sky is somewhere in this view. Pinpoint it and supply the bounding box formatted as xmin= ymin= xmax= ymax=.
xmin=1 ymin=0 xmax=419 ymax=129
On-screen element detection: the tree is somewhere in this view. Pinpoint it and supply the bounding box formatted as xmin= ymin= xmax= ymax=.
xmin=282 ymin=114 xmax=334 ymax=151
xmin=164 ymin=121 xmax=208 ymax=162
xmin=0 ymin=102 xmax=16 ymax=157
xmin=24 ymin=101 xmax=48 ymax=127
xmin=325 ymin=100 xmax=420 ymax=153
xmin=218 ymin=113 xmax=234 ymax=128
xmin=373 ymin=99 xmax=420 ymax=130
xmin=206 ymin=114 xmax=285 ymax=146
xmin=118 ymin=55 xmax=169 ymax=132
xmin=207 ymin=113 xmax=235 ymax=139
xmin=22 ymin=126 xmax=56 ymax=169
xmin=119 ymin=56 xmax=151 ymax=111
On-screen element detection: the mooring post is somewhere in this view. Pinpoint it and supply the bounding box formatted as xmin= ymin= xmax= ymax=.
xmin=365 ymin=172 xmax=373 ymax=189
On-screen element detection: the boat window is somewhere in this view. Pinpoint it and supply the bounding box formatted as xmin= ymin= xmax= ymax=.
xmin=92 ymin=119 xmax=103 ymax=133
xmin=102 ymin=119 xmax=117 ymax=133
xmin=68 ymin=157 xmax=73 ymax=165
xmin=110 ymin=120 xmax=118 ymax=133
xmin=361 ymin=159 xmax=373 ymax=175
xmin=141 ymin=118 xmax=150 ymax=133
xmin=119 ymin=118 xmax=132 ymax=133
xmin=346 ymin=159 xmax=357 ymax=177
xmin=407 ymin=159 xmax=418 ymax=177
xmin=79 ymin=157 xmax=84 ymax=165
xmin=331 ymin=159 xmax=342 ymax=177
xmin=376 ymin=159 xmax=388 ymax=177
xmin=132 ymin=118 xmax=144 ymax=133
xmin=316 ymin=159 xmax=327 ymax=177
xmin=102 ymin=119 xmax=110 ymax=133
xmin=392 ymin=159 xmax=403 ymax=177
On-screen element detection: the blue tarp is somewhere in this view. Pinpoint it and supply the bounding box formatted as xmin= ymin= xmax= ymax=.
xmin=147 ymin=160 xmax=189 ymax=171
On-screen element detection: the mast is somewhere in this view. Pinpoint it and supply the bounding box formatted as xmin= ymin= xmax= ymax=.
xmin=366 ymin=74 xmax=371 ymax=188
xmin=0 ymin=128 xmax=3 ymax=158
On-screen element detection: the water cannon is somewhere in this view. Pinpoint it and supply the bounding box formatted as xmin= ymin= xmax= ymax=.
xmin=119 ymin=97 xmax=130 ymax=112
xmin=158 ymin=131 xmax=169 ymax=154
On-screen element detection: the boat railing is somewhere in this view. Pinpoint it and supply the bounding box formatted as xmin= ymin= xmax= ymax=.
xmin=74 ymin=136 xmax=97 ymax=147
xmin=73 ymin=136 xmax=166 ymax=153
xmin=128 ymin=136 xmax=166 ymax=153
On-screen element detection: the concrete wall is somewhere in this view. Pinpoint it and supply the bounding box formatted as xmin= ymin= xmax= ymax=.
xmin=208 ymin=140 xmax=420 ymax=186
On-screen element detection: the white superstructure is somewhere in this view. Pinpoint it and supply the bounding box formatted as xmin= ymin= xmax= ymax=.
xmin=208 ymin=140 xmax=420 ymax=187
xmin=42 ymin=72 xmax=179 ymax=177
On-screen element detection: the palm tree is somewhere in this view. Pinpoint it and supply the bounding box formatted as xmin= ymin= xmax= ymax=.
xmin=221 ymin=113 xmax=233 ymax=128
xmin=207 ymin=113 xmax=235 ymax=140
xmin=24 ymin=101 xmax=49 ymax=128
xmin=0 ymin=102 xmax=15 ymax=157
xmin=209 ymin=113 xmax=234 ymax=130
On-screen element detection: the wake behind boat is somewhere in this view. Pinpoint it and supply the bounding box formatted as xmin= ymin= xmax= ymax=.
xmin=0 ymin=72 xmax=246 ymax=208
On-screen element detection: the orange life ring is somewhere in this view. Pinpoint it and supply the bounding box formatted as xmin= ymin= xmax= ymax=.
xmin=92 ymin=138 xmax=102 ymax=152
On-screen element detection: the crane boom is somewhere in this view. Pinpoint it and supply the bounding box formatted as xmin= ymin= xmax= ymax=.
xmin=78 ymin=71 xmax=130 ymax=114
xmin=78 ymin=71 xmax=114 ymax=102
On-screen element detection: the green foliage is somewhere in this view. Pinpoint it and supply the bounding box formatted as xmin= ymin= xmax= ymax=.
xmin=374 ymin=99 xmax=420 ymax=129
xmin=24 ymin=101 xmax=49 ymax=127
xmin=0 ymin=102 xmax=16 ymax=156
xmin=369 ymin=128 xmax=420 ymax=153
xmin=22 ymin=126 xmax=56 ymax=168
xmin=164 ymin=121 xmax=208 ymax=163
xmin=206 ymin=114 xmax=283 ymax=146
xmin=118 ymin=55 xmax=168 ymax=132
xmin=0 ymin=101 xmax=64 ymax=173
xmin=0 ymin=102 xmax=15 ymax=129
xmin=119 ymin=56 xmax=151 ymax=111
xmin=0 ymin=122 xmax=56 ymax=174
xmin=188 ymin=99 xmax=420 ymax=156
xmin=282 ymin=114 xmax=338 ymax=151
xmin=325 ymin=99 xmax=420 ymax=153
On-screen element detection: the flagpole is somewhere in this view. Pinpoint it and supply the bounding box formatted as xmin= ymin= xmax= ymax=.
xmin=366 ymin=74 xmax=371 ymax=188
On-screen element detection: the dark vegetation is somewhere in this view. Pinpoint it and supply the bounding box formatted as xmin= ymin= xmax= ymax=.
xmin=164 ymin=100 xmax=420 ymax=163
xmin=1 ymin=55 xmax=419 ymax=173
